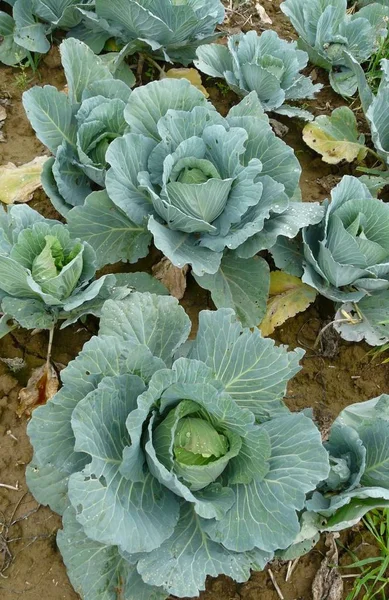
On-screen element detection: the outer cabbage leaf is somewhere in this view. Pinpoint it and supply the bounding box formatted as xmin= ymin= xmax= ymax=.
xmin=76 ymin=0 xmax=225 ymax=66
xmin=334 ymin=290 xmax=389 ymax=346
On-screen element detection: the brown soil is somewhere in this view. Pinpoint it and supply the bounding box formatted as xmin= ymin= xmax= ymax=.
xmin=0 ymin=1 xmax=388 ymax=599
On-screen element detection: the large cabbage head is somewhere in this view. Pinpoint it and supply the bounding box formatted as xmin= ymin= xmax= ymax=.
xmin=300 ymin=176 xmax=389 ymax=303
xmin=195 ymin=30 xmax=322 ymax=119
xmin=68 ymin=79 xmax=325 ymax=277
xmin=23 ymin=38 xmax=135 ymax=217
xmin=281 ymin=0 xmax=389 ymax=96
xmin=74 ymin=0 xmax=225 ymax=65
xmin=26 ymin=292 xmax=329 ymax=600
xmin=0 ymin=0 xmax=90 ymax=65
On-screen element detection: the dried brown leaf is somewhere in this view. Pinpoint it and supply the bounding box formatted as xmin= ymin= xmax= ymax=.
xmin=312 ymin=533 xmax=343 ymax=600
xmin=256 ymin=2 xmax=272 ymax=24
xmin=17 ymin=363 xmax=59 ymax=418
xmin=152 ymin=257 xmax=188 ymax=300
xmin=269 ymin=119 xmax=289 ymax=138
xmin=260 ymin=272 xmax=317 ymax=336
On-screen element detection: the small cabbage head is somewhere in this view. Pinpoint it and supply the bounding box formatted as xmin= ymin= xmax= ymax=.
xmin=27 ymin=292 xmax=329 ymax=600
xmin=23 ymin=38 xmax=135 ymax=217
xmin=0 ymin=203 xmax=99 ymax=332
xmin=300 ymin=176 xmax=389 ymax=302
xmin=281 ymin=0 xmax=389 ymax=96
xmin=282 ymin=394 xmax=389 ymax=560
xmin=307 ymin=394 xmax=389 ymax=532
xmin=0 ymin=0 xmax=91 ymax=65
xmin=0 ymin=203 xmax=164 ymax=337
xmin=75 ymin=0 xmax=225 ymax=65
xmin=195 ymin=30 xmax=322 ymax=119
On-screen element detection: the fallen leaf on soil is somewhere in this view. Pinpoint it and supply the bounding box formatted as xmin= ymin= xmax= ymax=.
xmin=312 ymin=533 xmax=343 ymax=600
xmin=0 ymin=103 xmax=7 ymax=142
xmin=0 ymin=156 xmax=48 ymax=205
xmin=303 ymin=106 xmax=368 ymax=164
xmin=164 ymin=68 xmax=209 ymax=97
xmin=0 ymin=357 xmax=26 ymax=373
xmin=316 ymin=174 xmax=341 ymax=193
xmin=17 ymin=363 xmax=58 ymax=418
xmin=259 ymin=271 xmax=317 ymax=336
xmin=152 ymin=257 xmax=188 ymax=300
xmin=270 ymin=118 xmax=289 ymax=138
xmin=256 ymin=2 xmax=272 ymax=23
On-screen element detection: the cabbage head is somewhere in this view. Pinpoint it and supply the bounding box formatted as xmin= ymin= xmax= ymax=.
xmin=67 ymin=78 xmax=324 ymax=327
xmin=0 ymin=203 xmax=131 ymax=337
xmin=308 ymin=395 xmax=389 ymax=533
xmin=26 ymin=292 xmax=329 ymax=600
xmin=282 ymin=394 xmax=389 ymax=560
xmin=23 ymin=38 xmax=135 ymax=217
xmin=195 ymin=30 xmax=322 ymax=120
xmin=74 ymin=0 xmax=225 ymax=65
xmin=0 ymin=0 xmax=90 ymax=65
xmin=298 ymin=176 xmax=389 ymax=303
xmin=281 ymin=0 xmax=389 ymax=96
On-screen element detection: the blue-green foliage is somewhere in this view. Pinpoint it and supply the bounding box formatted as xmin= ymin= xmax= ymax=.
xmin=27 ymin=292 xmax=329 ymax=600
xmin=271 ymin=175 xmax=389 ymax=346
xmin=74 ymin=0 xmax=225 ymax=64
xmin=23 ymin=38 xmax=135 ymax=217
xmin=65 ymin=76 xmax=324 ymax=326
xmin=195 ymin=30 xmax=322 ymax=120
xmin=0 ymin=0 xmax=90 ymax=65
xmin=0 ymin=0 xmax=224 ymax=66
xmin=0 ymin=201 xmax=168 ymax=337
xmin=281 ymin=0 xmax=389 ymax=96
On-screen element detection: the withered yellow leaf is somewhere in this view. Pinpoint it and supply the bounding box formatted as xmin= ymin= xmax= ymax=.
xmin=0 ymin=156 xmax=48 ymax=205
xmin=165 ymin=68 xmax=209 ymax=97
xmin=303 ymin=106 xmax=368 ymax=165
xmin=260 ymin=271 xmax=317 ymax=337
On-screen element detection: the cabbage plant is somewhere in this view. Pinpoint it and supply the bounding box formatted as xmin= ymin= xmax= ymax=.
xmin=281 ymin=0 xmax=389 ymax=96
xmin=67 ymin=78 xmax=324 ymax=327
xmin=195 ymin=30 xmax=322 ymax=119
xmin=271 ymin=176 xmax=389 ymax=345
xmin=284 ymin=394 xmax=389 ymax=558
xmin=73 ymin=0 xmax=225 ymax=65
xmin=0 ymin=204 xmax=167 ymax=339
xmin=0 ymin=0 xmax=91 ymax=65
xmin=23 ymin=38 xmax=135 ymax=217
xmin=26 ymin=292 xmax=329 ymax=600
xmin=299 ymin=176 xmax=389 ymax=303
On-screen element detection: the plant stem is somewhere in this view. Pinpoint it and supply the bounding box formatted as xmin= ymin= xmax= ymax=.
xmin=46 ymin=326 xmax=55 ymax=371
xmin=366 ymin=147 xmax=387 ymax=169
xmin=144 ymin=55 xmax=165 ymax=76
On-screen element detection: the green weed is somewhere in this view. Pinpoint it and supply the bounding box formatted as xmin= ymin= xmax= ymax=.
xmin=341 ymin=509 xmax=389 ymax=600
xmin=366 ymin=33 xmax=389 ymax=94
